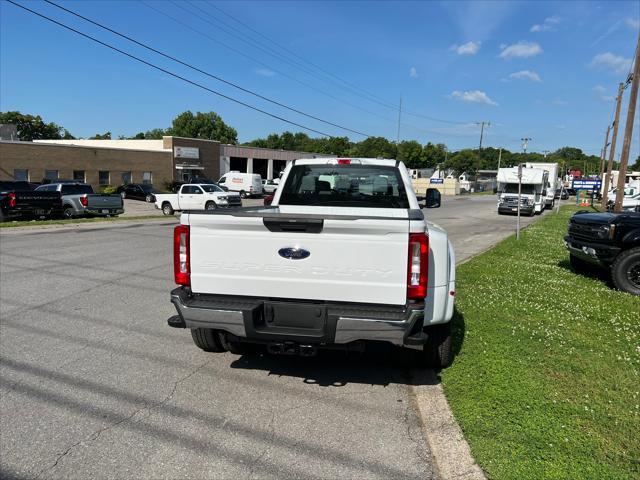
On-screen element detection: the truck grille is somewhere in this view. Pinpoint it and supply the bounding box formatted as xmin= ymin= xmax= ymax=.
xmin=502 ymin=196 xmax=528 ymax=206
xmin=567 ymin=222 xmax=605 ymax=242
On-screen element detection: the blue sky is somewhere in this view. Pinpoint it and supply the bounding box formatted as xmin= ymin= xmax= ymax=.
xmin=1 ymin=0 xmax=639 ymax=157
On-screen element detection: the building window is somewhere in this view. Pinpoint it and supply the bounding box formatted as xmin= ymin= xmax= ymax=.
xmin=99 ymin=171 xmax=110 ymax=185
xmin=73 ymin=170 xmax=85 ymax=182
xmin=142 ymin=171 xmax=152 ymax=185
xmin=121 ymin=171 xmax=132 ymax=185
xmin=14 ymin=169 xmax=29 ymax=181
xmin=44 ymin=170 xmax=58 ymax=181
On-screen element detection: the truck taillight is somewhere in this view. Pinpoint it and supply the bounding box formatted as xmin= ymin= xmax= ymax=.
xmin=80 ymin=196 xmax=88 ymax=207
xmin=337 ymin=159 xmax=351 ymax=165
xmin=174 ymin=225 xmax=190 ymax=286
xmin=407 ymin=233 xmax=428 ymax=300
xmin=8 ymin=193 xmax=16 ymax=208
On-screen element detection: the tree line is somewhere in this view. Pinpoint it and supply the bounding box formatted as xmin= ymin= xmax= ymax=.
xmin=2 ymin=110 xmax=638 ymax=174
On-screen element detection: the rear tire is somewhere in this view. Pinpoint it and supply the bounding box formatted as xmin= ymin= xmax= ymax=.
xmin=422 ymin=322 xmax=452 ymax=369
xmin=205 ymin=201 xmax=216 ymax=211
xmin=218 ymin=333 xmax=252 ymax=355
xmin=611 ymin=247 xmax=640 ymax=296
xmin=239 ymin=190 xmax=247 ymax=199
xmin=145 ymin=194 xmax=153 ymax=203
xmin=121 ymin=191 xmax=126 ymax=199
xmin=191 ymin=328 xmax=226 ymax=352
xmin=162 ymin=202 xmax=174 ymax=216
xmin=63 ymin=206 xmax=74 ymax=219
xmin=0 ymin=209 xmax=6 ymax=222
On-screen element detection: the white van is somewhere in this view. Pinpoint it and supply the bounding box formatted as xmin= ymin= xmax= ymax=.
xmin=217 ymin=172 xmax=263 ymax=198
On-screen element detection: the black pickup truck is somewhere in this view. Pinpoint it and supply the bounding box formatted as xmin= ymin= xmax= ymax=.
xmin=564 ymin=211 xmax=640 ymax=295
xmin=0 ymin=181 xmax=63 ymax=222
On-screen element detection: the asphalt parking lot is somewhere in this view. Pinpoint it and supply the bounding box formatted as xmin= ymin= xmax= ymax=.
xmin=0 ymin=194 xmax=560 ymax=479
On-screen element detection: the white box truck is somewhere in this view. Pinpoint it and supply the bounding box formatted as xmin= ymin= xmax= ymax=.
xmin=497 ymin=167 xmax=548 ymax=216
xmin=526 ymin=162 xmax=559 ymax=209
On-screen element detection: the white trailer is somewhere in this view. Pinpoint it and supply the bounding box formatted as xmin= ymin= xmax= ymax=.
xmin=497 ymin=167 xmax=548 ymax=216
xmin=526 ymin=162 xmax=559 ymax=209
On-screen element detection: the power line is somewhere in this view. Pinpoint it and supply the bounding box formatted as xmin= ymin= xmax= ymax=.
xmin=6 ymin=0 xmax=334 ymax=137
xmin=42 ymin=0 xmax=371 ymax=138
xmin=139 ymin=1 xmax=403 ymax=130
xmin=181 ymin=0 xmax=471 ymax=126
xmin=205 ymin=1 xmax=395 ymax=108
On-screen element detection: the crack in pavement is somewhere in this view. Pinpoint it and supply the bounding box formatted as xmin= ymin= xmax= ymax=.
xmin=31 ymin=359 xmax=211 ymax=478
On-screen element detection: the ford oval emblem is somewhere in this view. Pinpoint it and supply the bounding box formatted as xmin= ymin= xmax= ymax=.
xmin=278 ymin=247 xmax=310 ymax=260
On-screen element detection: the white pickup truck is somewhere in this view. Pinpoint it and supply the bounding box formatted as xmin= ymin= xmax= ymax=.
xmin=154 ymin=183 xmax=241 ymax=215
xmin=167 ymin=158 xmax=456 ymax=367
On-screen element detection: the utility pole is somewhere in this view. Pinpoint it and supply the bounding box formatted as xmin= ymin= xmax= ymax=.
xmin=599 ymin=125 xmax=611 ymax=179
xmin=497 ymin=147 xmax=502 ymax=170
xmin=542 ymin=150 xmax=550 ymax=158
xmin=602 ymin=82 xmax=625 ymax=208
xmin=521 ymin=137 xmax=531 ymax=153
xmin=477 ymin=121 xmax=490 ymax=149
xmin=396 ymin=97 xmax=402 ymax=144
xmin=614 ymin=35 xmax=640 ymax=213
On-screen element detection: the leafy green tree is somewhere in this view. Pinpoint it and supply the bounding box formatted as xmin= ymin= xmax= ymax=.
xmin=396 ymin=140 xmax=423 ymax=168
xmin=90 ymin=131 xmax=111 ymax=140
xmin=445 ymin=149 xmax=477 ymax=175
xmin=169 ymin=111 xmax=237 ymax=144
xmin=0 ymin=111 xmax=71 ymax=141
xmin=630 ymin=156 xmax=640 ymax=171
xmin=421 ymin=142 xmax=447 ymax=168
xmin=350 ymin=136 xmax=397 ymax=159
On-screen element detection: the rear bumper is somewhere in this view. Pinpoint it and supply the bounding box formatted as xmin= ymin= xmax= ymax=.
xmin=85 ymin=207 xmax=124 ymax=216
xmin=2 ymin=205 xmax=62 ymax=219
xmin=169 ymin=287 xmax=428 ymax=347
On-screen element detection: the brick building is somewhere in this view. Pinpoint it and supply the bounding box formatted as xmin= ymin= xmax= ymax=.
xmin=0 ymin=136 xmax=333 ymax=190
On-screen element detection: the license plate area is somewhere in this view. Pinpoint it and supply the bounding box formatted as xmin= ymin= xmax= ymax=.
xmin=34 ymin=209 xmax=46 ymax=216
xmin=102 ymin=209 xmax=109 ymax=214
xmin=258 ymin=302 xmax=327 ymax=336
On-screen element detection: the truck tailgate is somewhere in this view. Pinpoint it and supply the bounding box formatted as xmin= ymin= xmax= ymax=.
xmin=87 ymin=195 xmax=123 ymax=209
xmin=188 ymin=212 xmax=410 ymax=305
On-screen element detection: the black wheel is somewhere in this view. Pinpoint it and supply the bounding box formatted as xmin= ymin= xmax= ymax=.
xmin=422 ymin=322 xmax=452 ymax=369
xmin=611 ymin=247 xmax=640 ymax=296
xmin=218 ymin=332 xmax=252 ymax=355
xmin=63 ymin=206 xmax=74 ymax=219
xmin=239 ymin=190 xmax=247 ymax=199
xmin=205 ymin=201 xmax=216 ymax=211
xmin=162 ymin=202 xmax=174 ymax=216
xmin=121 ymin=191 xmax=126 ymax=199
xmin=145 ymin=194 xmax=153 ymax=203
xmin=0 ymin=209 xmax=6 ymax=222
xmin=191 ymin=328 xmax=226 ymax=352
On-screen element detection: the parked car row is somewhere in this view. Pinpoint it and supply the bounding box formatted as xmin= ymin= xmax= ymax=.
xmin=0 ymin=181 xmax=124 ymax=222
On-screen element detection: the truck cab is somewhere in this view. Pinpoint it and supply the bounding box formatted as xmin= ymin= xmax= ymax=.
xmin=497 ymin=167 xmax=548 ymax=216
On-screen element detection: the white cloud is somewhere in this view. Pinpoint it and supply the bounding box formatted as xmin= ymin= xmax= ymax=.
xmin=509 ymin=70 xmax=542 ymax=82
xmin=590 ymin=52 xmax=632 ymax=74
xmin=530 ymin=15 xmax=561 ymax=32
xmin=552 ymin=99 xmax=568 ymax=106
xmin=256 ymin=68 xmax=275 ymax=77
xmin=451 ymin=41 xmax=481 ymax=55
xmin=625 ymin=17 xmax=640 ymax=30
xmin=499 ymin=41 xmax=543 ymax=59
xmin=450 ymin=90 xmax=498 ymax=106
xmin=409 ymin=67 xmax=419 ymax=78
xmin=593 ymin=85 xmax=614 ymax=102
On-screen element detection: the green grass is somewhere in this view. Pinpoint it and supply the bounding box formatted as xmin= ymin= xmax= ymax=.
xmin=0 ymin=215 xmax=174 ymax=228
xmin=442 ymin=205 xmax=640 ymax=480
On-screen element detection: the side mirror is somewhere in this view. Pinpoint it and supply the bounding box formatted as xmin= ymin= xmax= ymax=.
xmin=425 ymin=188 xmax=441 ymax=208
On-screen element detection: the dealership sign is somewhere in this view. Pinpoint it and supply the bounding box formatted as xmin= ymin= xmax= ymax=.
xmin=174 ymin=146 xmax=199 ymax=159
xmin=572 ymin=179 xmax=602 ymax=190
